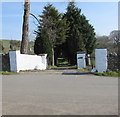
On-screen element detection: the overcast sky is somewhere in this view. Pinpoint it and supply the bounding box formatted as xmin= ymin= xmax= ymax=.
xmin=1 ymin=1 xmax=118 ymax=40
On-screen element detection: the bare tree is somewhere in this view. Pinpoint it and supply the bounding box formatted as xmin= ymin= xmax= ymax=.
xmin=109 ymin=30 xmax=120 ymax=71
xmin=108 ymin=30 xmax=120 ymax=54
xmin=20 ymin=0 xmax=30 ymax=54
xmin=109 ymin=30 xmax=120 ymax=45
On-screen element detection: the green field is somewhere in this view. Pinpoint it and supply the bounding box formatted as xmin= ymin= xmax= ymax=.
xmin=0 ymin=39 xmax=34 ymax=54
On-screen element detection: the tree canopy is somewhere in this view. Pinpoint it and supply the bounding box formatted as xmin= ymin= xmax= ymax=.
xmin=34 ymin=2 xmax=96 ymax=66
xmin=63 ymin=2 xmax=96 ymax=65
xmin=34 ymin=4 xmax=68 ymax=65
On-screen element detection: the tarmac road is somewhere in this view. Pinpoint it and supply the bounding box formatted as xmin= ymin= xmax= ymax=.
xmin=2 ymin=70 xmax=118 ymax=115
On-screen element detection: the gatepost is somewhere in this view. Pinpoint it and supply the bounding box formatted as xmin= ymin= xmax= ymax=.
xmin=95 ymin=49 xmax=108 ymax=73
xmin=77 ymin=53 xmax=86 ymax=69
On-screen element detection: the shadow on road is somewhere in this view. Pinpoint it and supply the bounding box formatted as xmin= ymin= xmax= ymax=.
xmin=48 ymin=67 xmax=92 ymax=75
xmin=62 ymin=72 xmax=91 ymax=75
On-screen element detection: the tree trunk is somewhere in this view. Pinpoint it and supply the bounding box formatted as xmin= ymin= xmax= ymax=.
xmin=52 ymin=48 xmax=55 ymax=66
xmin=54 ymin=48 xmax=57 ymax=66
xmin=20 ymin=0 xmax=30 ymax=54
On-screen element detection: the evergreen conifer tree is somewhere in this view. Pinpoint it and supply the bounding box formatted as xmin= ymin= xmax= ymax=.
xmin=80 ymin=14 xmax=96 ymax=65
xmin=34 ymin=4 xmax=68 ymax=65
xmin=64 ymin=2 xmax=85 ymax=65
xmin=81 ymin=14 xmax=96 ymax=55
xmin=64 ymin=2 xmax=96 ymax=65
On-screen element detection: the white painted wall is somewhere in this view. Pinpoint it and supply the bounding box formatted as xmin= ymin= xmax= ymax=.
xmin=77 ymin=53 xmax=86 ymax=69
xmin=95 ymin=49 xmax=107 ymax=73
xmin=9 ymin=51 xmax=47 ymax=72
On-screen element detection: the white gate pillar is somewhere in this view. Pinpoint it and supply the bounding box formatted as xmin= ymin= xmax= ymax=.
xmin=77 ymin=53 xmax=86 ymax=69
xmin=95 ymin=49 xmax=108 ymax=73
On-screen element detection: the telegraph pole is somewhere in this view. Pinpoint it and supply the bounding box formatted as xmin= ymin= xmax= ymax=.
xmin=20 ymin=0 xmax=30 ymax=54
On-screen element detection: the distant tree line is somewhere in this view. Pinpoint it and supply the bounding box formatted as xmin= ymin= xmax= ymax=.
xmin=96 ymin=30 xmax=120 ymax=54
xmin=34 ymin=2 xmax=96 ymax=66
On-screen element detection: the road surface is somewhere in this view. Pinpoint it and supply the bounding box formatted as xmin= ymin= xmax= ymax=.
xmin=2 ymin=70 xmax=118 ymax=115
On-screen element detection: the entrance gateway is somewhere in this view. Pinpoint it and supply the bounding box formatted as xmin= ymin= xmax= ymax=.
xmin=77 ymin=49 xmax=108 ymax=73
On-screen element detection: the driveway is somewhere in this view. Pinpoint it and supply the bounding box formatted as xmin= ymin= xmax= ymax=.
xmin=2 ymin=70 xmax=118 ymax=115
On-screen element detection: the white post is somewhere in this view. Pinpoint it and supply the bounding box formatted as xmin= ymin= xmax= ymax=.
xmin=77 ymin=53 xmax=86 ymax=69
xmin=88 ymin=54 xmax=91 ymax=66
xmin=95 ymin=49 xmax=108 ymax=73
xmin=41 ymin=54 xmax=47 ymax=69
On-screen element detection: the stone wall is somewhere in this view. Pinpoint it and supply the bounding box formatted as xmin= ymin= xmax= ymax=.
xmin=0 ymin=53 xmax=10 ymax=71
xmin=108 ymin=54 xmax=119 ymax=72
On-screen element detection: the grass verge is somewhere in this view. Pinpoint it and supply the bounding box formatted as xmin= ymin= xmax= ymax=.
xmin=77 ymin=68 xmax=119 ymax=77
xmin=0 ymin=71 xmax=18 ymax=75
xmin=93 ymin=71 xmax=120 ymax=77
xmin=77 ymin=68 xmax=91 ymax=72
xmin=48 ymin=65 xmax=77 ymax=69
xmin=48 ymin=66 xmax=58 ymax=69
